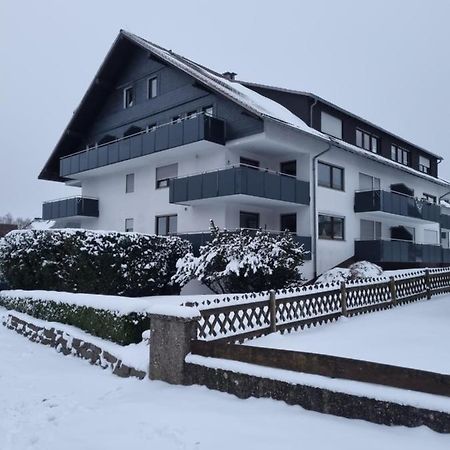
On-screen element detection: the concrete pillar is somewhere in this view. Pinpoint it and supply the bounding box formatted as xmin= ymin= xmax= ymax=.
xmin=149 ymin=311 xmax=200 ymax=385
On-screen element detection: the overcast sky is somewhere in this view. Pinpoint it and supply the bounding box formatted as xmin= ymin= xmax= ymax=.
xmin=1 ymin=0 xmax=449 ymax=219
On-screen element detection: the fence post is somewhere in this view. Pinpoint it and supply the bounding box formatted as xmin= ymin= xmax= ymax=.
xmin=425 ymin=269 xmax=431 ymax=300
xmin=269 ymin=289 xmax=277 ymax=333
xmin=340 ymin=282 xmax=348 ymax=317
xmin=389 ymin=276 xmax=397 ymax=306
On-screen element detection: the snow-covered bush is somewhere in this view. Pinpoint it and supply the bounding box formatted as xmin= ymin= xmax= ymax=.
xmin=315 ymin=261 xmax=383 ymax=285
xmin=0 ymin=294 xmax=147 ymax=344
xmin=173 ymin=223 xmax=306 ymax=293
xmin=0 ymin=229 xmax=191 ymax=296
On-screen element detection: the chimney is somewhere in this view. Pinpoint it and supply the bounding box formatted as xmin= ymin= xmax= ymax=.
xmin=222 ymin=71 xmax=237 ymax=80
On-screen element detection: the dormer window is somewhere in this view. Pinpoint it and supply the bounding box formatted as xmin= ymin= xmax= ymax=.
xmin=356 ymin=128 xmax=379 ymax=153
xmin=148 ymin=77 xmax=158 ymax=99
xmin=320 ymin=112 xmax=342 ymax=139
xmin=419 ymin=156 xmax=431 ymax=174
xmin=391 ymin=145 xmax=409 ymax=166
xmin=123 ymin=86 xmax=134 ymax=108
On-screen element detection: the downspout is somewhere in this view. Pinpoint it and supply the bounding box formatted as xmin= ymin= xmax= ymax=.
xmin=309 ymin=97 xmax=319 ymax=127
xmin=312 ymin=140 xmax=333 ymax=279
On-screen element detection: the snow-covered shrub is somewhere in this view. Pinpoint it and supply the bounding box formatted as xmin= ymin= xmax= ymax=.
xmin=315 ymin=261 xmax=384 ymax=285
xmin=173 ymin=223 xmax=306 ymax=293
xmin=0 ymin=294 xmax=147 ymax=344
xmin=0 ymin=229 xmax=191 ymax=296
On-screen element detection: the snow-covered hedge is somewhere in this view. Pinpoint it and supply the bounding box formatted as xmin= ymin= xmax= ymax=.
xmin=0 ymin=229 xmax=191 ymax=296
xmin=315 ymin=261 xmax=383 ymax=285
xmin=173 ymin=224 xmax=306 ymax=294
xmin=0 ymin=293 xmax=148 ymax=344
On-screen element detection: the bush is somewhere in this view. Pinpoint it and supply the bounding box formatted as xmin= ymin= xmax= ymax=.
xmin=0 ymin=229 xmax=191 ymax=296
xmin=0 ymin=294 xmax=147 ymax=344
xmin=173 ymin=223 xmax=306 ymax=293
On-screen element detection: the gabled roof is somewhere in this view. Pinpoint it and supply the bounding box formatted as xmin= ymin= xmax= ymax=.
xmin=40 ymin=30 xmax=449 ymax=188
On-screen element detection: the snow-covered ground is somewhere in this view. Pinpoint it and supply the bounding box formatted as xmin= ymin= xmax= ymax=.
xmin=250 ymin=296 xmax=450 ymax=374
xmin=0 ymin=312 xmax=448 ymax=449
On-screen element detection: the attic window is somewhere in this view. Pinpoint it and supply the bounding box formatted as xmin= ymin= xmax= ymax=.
xmin=123 ymin=86 xmax=134 ymax=108
xmin=148 ymin=77 xmax=158 ymax=99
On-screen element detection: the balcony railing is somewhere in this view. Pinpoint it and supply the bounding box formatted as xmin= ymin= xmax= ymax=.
xmin=169 ymin=165 xmax=310 ymax=206
xmin=59 ymin=114 xmax=226 ymax=178
xmin=175 ymin=230 xmax=312 ymax=258
xmin=355 ymin=239 xmax=442 ymax=264
xmin=42 ymin=196 xmax=99 ymax=220
xmin=354 ymin=190 xmax=441 ymax=223
xmin=440 ymin=208 xmax=450 ymax=229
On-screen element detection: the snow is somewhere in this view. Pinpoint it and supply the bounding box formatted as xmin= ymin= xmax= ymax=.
xmin=186 ymin=355 xmax=450 ymax=415
xmin=147 ymin=304 xmax=200 ymax=319
xmin=1 ymin=314 xmax=448 ymax=449
xmin=249 ymin=296 xmax=450 ymax=375
xmin=1 ymin=308 xmax=149 ymax=371
xmin=315 ymin=267 xmax=350 ymax=284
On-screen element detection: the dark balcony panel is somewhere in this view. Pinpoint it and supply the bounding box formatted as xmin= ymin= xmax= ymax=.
xmin=155 ymin=126 xmax=170 ymax=152
xmin=59 ymin=115 xmax=226 ymax=178
xmin=169 ymin=122 xmax=184 ymax=148
xmin=129 ymin=135 xmax=143 ymax=159
xmin=441 ymin=213 xmax=450 ymax=229
xmin=442 ymin=248 xmax=450 ymax=264
xmin=170 ymin=166 xmax=310 ymax=205
xmin=354 ymin=190 xmax=440 ymax=223
xmin=118 ymin=140 xmax=130 ymax=161
xmin=42 ymin=197 xmax=99 ymax=220
xmin=98 ymin=146 xmax=109 ymax=167
xmin=142 ymin=132 xmax=156 ymax=155
xmin=355 ymin=240 xmax=442 ymax=264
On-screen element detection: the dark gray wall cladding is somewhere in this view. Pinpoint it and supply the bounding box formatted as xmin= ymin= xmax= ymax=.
xmin=82 ymin=46 xmax=262 ymax=148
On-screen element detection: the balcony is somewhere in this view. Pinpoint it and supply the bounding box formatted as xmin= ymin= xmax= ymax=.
xmin=169 ymin=165 xmax=310 ymax=206
xmin=59 ymin=114 xmax=226 ymax=178
xmin=42 ymin=196 xmax=99 ymax=220
xmin=175 ymin=230 xmax=312 ymax=258
xmin=354 ymin=190 xmax=441 ymax=223
xmin=355 ymin=239 xmax=442 ymax=264
xmin=440 ymin=208 xmax=450 ymax=229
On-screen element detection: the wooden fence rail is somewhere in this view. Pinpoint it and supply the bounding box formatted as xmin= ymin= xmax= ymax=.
xmin=196 ymin=267 xmax=450 ymax=343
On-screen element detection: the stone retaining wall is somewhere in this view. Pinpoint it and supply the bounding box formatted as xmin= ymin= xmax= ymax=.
xmin=186 ymin=363 xmax=450 ymax=434
xmin=3 ymin=314 xmax=146 ymax=380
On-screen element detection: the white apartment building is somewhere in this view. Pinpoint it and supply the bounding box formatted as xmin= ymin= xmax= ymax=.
xmin=40 ymin=31 xmax=450 ymax=280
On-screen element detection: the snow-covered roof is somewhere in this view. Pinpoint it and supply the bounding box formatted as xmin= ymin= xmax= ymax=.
xmin=123 ymin=31 xmax=450 ymax=188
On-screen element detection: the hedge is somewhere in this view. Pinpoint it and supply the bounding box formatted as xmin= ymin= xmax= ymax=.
xmin=0 ymin=229 xmax=191 ymax=296
xmin=0 ymin=294 xmax=148 ymax=345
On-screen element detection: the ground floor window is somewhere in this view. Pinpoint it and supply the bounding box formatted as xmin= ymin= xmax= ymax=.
xmin=125 ymin=218 xmax=134 ymax=232
xmin=156 ymin=215 xmax=177 ymax=235
xmin=280 ymin=213 xmax=296 ymax=233
xmin=390 ymin=225 xmax=415 ymax=242
xmin=240 ymin=211 xmax=260 ymax=229
xmin=318 ymin=214 xmax=344 ymax=240
xmin=360 ymin=219 xmax=381 ymax=240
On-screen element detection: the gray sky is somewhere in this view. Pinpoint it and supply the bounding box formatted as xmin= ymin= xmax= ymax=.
xmin=1 ymin=0 xmax=449 ymax=219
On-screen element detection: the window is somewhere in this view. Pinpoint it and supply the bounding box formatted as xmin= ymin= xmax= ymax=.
xmin=318 ymin=161 xmax=344 ymax=190
xmin=419 ymin=156 xmax=431 ymax=174
xmin=356 ymin=128 xmax=379 ymax=153
xmin=123 ymin=86 xmax=134 ymax=108
xmin=156 ymin=215 xmax=177 ymax=235
xmin=125 ymin=173 xmax=135 ymax=193
xmin=240 ymin=211 xmax=260 ymax=229
xmin=424 ymin=229 xmax=438 ymax=245
xmin=240 ymin=157 xmax=260 ymax=168
xmin=423 ymin=193 xmax=437 ymax=204
xmin=156 ymin=163 xmax=178 ymax=189
xmin=359 ymin=173 xmax=380 ymax=191
xmin=125 ymin=218 xmax=134 ymax=232
xmin=390 ymin=145 xmax=409 ymax=166
xmin=318 ymin=215 xmax=344 ymax=240
xmin=281 ymin=214 xmax=296 ymax=233
xmin=360 ymin=219 xmax=381 ymax=240
xmin=320 ymin=112 xmax=342 ymax=139
xmin=280 ymin=161 xmax=297 ymax=177
xmin=148 ymin=77 xmax=158 ymax=99
xmin=203 ymin=105 xmax=213 ymax=116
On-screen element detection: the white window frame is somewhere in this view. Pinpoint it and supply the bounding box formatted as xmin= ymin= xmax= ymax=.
xmin=125 ymin=218 xmax=134 ymax=232
xmin=125 ymin=173 xmax=135 ymax=194
xmin=320 ymin=111 xmax=342 ymax=139
xmin=147 ymin=76 xmax=158 ymax=99
xmin=123 ymin=86 xmax=134 ymax=109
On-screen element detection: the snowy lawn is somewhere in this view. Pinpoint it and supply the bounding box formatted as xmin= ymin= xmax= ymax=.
xmin=0 ymin=313 xmax=448 ymax=449
xmin=250 ymin=296 xmax=450 ymax=374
